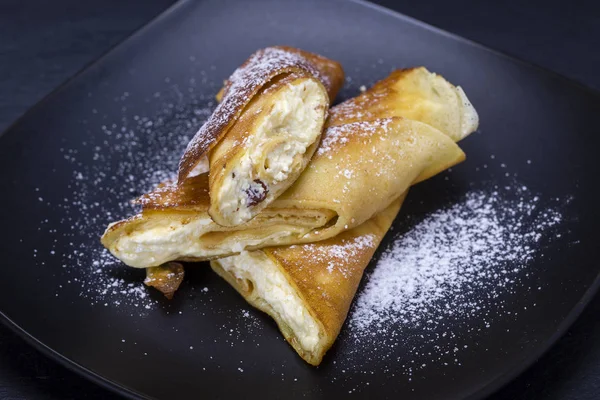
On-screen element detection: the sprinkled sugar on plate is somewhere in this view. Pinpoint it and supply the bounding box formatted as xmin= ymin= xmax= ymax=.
xmin=44 ymin=76 xmax=216 ymax=311
xmin=352 ymin=187 xmax=563 ymax=333
xmin=337 ymin=184 xmax=568 ymax=380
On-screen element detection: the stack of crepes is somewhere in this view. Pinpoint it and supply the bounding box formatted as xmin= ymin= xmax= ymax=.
xmin=101 ymin=46 xmax=479 ymax=366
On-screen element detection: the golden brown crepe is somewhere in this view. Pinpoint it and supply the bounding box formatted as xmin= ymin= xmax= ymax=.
xmin=102 ymin=118 xmax=461 ymax=268
xmin=101 ymin=68 xmax=478 ymax=268
xmin=328 ymin=67 xmax=478 ymax=140
xmin=214 ymin=46 xmax=344 ymax=105
xmin=211 ymin=193 xmax=406 ymax=365
xmin=209 ymin=69 xmax=479 ymax=365
xmin=180 ymin=47 xmax=344 ymax=226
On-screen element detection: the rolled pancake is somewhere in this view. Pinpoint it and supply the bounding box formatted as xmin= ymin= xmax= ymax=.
xmin=328 ymin=67 xmax=478 ymax=141
xmin=211 ymin=193 xmax=406 ymax=365
xmin=102 ymin=118 xmax=461 ymax=268
xmin=180 ymin=47 xmax=344 ymax=226
xmin=101 ymin=69 xmax=478 ymax=268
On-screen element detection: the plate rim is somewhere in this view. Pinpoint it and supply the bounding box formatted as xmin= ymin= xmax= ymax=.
xmin=0 ymin=311 xmax=146 ymax=400
xmin=1 ymin=0 xmax=599 ymax=399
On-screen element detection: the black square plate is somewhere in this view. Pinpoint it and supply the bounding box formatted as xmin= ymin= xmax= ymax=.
xmin=1 ymin=0 xmax=599 ymax=399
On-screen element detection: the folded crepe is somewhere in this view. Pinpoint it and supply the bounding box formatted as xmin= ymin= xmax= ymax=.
xmin=328 ymin=67 xmax=478 ymax=141
xmin=211 ymin=193 xmax=407 ymax=365
xmin=181 ymin=46 xmax=344 ymax=226
xmin=101 ymin=68 xmax=478 ymax=268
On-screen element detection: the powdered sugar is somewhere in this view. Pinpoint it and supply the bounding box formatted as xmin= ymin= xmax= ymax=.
xmin=306 ymin=234 xmax=375 ymax=261
xmin=351 ymin=188 xmax=561 ymax=331
xmin=317 ymin=118 xmax=392 ymax=157
xmin=339 ymin=183 xmax=566 ymax=375
xmin=44 ymin=74 xmax=218 ymax=311
xmin=304 ymin=234 xmax=375 ymax=277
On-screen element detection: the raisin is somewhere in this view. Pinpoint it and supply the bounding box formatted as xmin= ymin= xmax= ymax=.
xmin=245 ymin=179 xmax=268 ymax=207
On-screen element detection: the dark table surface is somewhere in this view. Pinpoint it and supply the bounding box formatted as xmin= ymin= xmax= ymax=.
xmin=1 ymin=0 xmax=599 ymax=398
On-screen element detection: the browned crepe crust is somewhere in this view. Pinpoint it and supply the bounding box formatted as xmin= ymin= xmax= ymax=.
xmin=275 ymin=46 xmax=345 ymax=102
xmin=102 ymin=69 xmax=475 ymax=267
xmin=102 ymin=116 xmax=461 ymax=267
xmin=211 ymin=193 xmax=406 ymax=365
xmin=134 ymin=172 xmax=210 ymax=210
xmin=178 ymin=46 xmax=344 ymax=182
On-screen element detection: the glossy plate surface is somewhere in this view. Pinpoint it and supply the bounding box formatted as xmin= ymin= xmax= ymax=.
xmin=0 ymin=0 xmax=599 ymax=398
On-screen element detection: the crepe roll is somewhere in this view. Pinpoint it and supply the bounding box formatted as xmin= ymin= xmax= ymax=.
xmin=101 ymin=69 xmax=478 ymax=268
xmin=211 ymin=194 xmax=406 ymax=365
xmin=102 ymin=117 xmax=462 ymax=268
xmin=329 ymin=67 xmax=478 ymax=141
xmin=180 ymin=47 xmax=344 ymax=226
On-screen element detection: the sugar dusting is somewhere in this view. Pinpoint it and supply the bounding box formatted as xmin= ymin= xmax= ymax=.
xmin=317 ymin=118 xmax=392 ymax=157
xmin=338 ymin=183 xmax=566 ymax=378
xmin=47 ymin=74 xmax=217 ymax=311
xmin=294 ymin=234 xmax=376 ymax=277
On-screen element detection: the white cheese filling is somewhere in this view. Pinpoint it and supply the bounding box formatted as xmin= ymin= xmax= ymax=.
xmin=216 ymin=251 xmax=322 ymax=353
xmin=105 ymin=218 xmax=293 ymax=268
xmin=216 ymin=78 xmax=325 ymax=225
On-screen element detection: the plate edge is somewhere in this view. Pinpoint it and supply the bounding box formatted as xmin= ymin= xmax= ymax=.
xmin=0 ymin=310 xmax=149 ymax=400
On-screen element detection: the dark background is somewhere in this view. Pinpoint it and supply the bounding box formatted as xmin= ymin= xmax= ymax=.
xmin=1 ymin=0 xmax=599 ymax=398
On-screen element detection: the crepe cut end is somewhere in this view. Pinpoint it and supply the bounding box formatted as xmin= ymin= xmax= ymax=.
xmin=144 ymin=262 xmax=185 ymax=299
xmin=327 ymin=66 xmax=479 ymax=142
xmin=177 ymin=46 xmax=342 ymax=183
xmin=455 ymin=85 xmax=479 ymax=140
xmin=209 ymin=76 xmax=328 ymax=226
xmin=101 ymin=203 xmax=337 ymax=268
xmin=211 ymin=252 xmax=327 ymax=365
